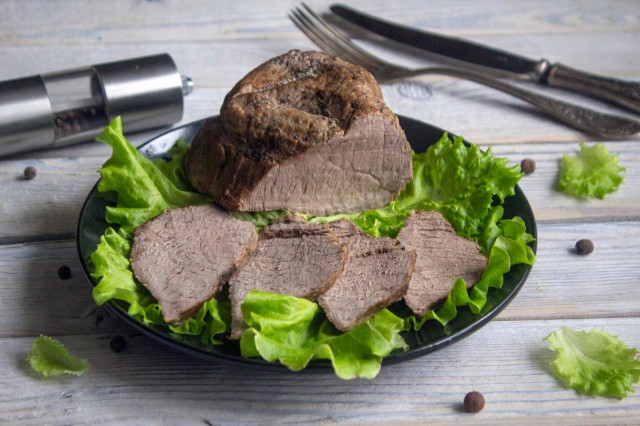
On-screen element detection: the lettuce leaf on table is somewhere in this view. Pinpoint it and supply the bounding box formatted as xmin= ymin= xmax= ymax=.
xmin=545 ymin=327 xmax=640 ymax=399
xmin=27 ymin=335 xmax=90 ymax=377
xmin=557 ymin=142 xmax=625 ymax=199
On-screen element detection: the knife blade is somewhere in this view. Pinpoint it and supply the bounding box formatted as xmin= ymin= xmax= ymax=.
xmin=330 ymin=4 xmax=640 ymax=113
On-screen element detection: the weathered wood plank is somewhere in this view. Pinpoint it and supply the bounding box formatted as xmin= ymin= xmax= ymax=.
xmin=499 ymin=221 xmax=640 ymax=320
xmin=2 ymin=140 xmax=637 ymax=242
xmin=1 ymin=221 xmax=638 ymax=338
xmin=1 ymin=30 xmax=638 ymax=86
xmin=0 ymin=158 xmax=102 ymax=243
xmin=1 ymin=318 xmax=638 ymax=424
xmin=2 ymin=0 xmax=639 ymax=41
xmin=0 ymin=239 xmax=127 ymax=338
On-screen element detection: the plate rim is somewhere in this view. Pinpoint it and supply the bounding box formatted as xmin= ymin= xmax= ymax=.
xmin=76 ymin=114 xmax=537 ymax=371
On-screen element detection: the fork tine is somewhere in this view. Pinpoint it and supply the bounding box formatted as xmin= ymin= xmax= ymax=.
xmin=289 ymin=12 xmax=337 ymax=57
xmin=295 ymin=5 xmax=379 ymax=71
xmin=292 ymin=5 xmax=382 ymax=72
xmin=291 ymin=7 xmax=370 ymax=69
xmin=300 ymin=3 xmax=386 ymax=70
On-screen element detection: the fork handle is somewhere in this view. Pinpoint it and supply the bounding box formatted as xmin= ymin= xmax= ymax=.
xmin=408 ymin=67 xmax=640 ymax=138
xmin=545 ymin=62 xmax=640 ymax=114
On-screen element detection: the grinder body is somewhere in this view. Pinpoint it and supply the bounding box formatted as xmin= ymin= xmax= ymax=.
xmin=0 ymin=54 xmax=192 ymax=157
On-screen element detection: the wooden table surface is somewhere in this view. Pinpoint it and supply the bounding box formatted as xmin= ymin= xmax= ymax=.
xmin=1 ymin=0 xmax=639 ymax=424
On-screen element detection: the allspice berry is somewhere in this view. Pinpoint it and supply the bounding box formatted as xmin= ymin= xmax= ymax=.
xmin=23 ymin=166 xmax=37 ymax=180
xmin=575 ymin=239 xmax=594 ymax=255
xmin=464 ymin=391 xmax=485 ymax=413
xmin=520 ymin=158 xmax=536 ymax=175
xmin=57 ymin=265 xmax=72 ymax=279
xmin=110 ymin=336 xmax=127 ymax=353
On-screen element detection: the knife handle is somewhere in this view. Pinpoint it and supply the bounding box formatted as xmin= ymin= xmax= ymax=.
xmin=546 ymin=62 xmax=640 ymax=114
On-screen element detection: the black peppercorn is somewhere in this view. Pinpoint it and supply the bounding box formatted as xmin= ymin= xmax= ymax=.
xmin=57 ymin=265 xmax=71 ymax=279
xmin=464 ymin=391 xmax=485 ymax=413
xmin=23 ymin=166 xmax=37 ymax=180
xmin=575 ymin=239 xmax=594 ymax=255
xmin=110 ymin=336 xmax=127 ymax=353
xmin=520 ymin=158 xmax=536 ymax=175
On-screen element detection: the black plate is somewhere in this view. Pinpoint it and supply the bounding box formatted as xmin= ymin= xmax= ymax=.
xmin=76 ymin=115 xmax=537 ymax=371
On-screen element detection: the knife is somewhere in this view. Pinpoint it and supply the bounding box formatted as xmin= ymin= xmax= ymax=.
xmin=330 ymin=4 xmax=640 ymax=114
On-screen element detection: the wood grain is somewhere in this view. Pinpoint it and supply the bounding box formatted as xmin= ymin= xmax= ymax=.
xmin=2 ymin=0 xmax=639 ymax=40
xmin=0 ymin=1 xmax=638 ymax=82
xmin=1 ymin=318 xmax=638 ymax=424
xmin=499 ymin=221 xmax=640 ymax=320
xmin=0 ymin=239 xmax=127 ymax=338
xmin=1 ymin=220 xmax=638 ymax=338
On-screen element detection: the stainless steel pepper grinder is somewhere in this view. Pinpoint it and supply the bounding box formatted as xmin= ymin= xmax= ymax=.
xmin=0 ymin=53 xmax=194 ymax=157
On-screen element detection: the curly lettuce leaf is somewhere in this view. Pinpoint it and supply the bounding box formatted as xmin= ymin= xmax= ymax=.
xmin=557 ymin=142 xmax=625 ymax=199
xmin=90 ymin=117 xmax=226 ymax=343
xmin=545 ymin=327 xmax=640 ymax=399
xmin=240 ymin=291 xmax=407 ymax=379
xmin=232 ymin=210 xmax=290 ymax=231
xmin=152 ymin=138 xmax=193 ymax=192
xmin=410 ymin=214 xmax=536 ymax=329
xmin=27 ymin=335 xmax=90 ymax=377
xmin=95 ymin=117 xmax=209 ymax=237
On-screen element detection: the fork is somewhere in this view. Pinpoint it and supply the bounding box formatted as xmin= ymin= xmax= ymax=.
xmin=289 ymin=4 xmax=640 ymax=138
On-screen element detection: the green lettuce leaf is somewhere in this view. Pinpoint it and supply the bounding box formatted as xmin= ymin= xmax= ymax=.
xmin=152 ymin=138 xmax=193 ymax=191
xmin=240 ymin=291 xmax=407 ymax=379
xmin=557 ymin=142 xmax=625 ymax=199
xmin=90 ymin=117 xmax=226 ymax=344
xmin=545 ymin=327 xmax=640 ymax=399
xmin=27 ymin=335 xmax=90 ymax=377
xmin=95 ymin=117 xmax=209 ymax=238
xmin=410 ymin=214 xmax=536 ymax=329
xmin=232 ymin=210 xmax=290 ymax=231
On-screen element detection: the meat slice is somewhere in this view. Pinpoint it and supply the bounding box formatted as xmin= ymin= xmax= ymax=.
xmin=228 ymin=215 xmax=347 ymax=339
xmin=185 ymin=50 xmax=413 ymax=216
xmin=317 ymin=220 xmax=416 ymax=332
xmin=130 ymin=204 xmax=258 ymax=326
xmin=396 ymin=211 xmax=488 ymax=318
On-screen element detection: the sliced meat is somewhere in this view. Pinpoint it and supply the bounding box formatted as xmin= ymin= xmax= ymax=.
xmin=185 ymin=50 xmax=412 ymax=216
xmin=396 ymin=210 xmax=488 ymax=318
xmin=130 ymin=204 xmax=258 ymax=326
xmin=317 ymin=220 xmax=416 ymax=332
xmin=228 ymin=215 xmax=347 ymax=339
